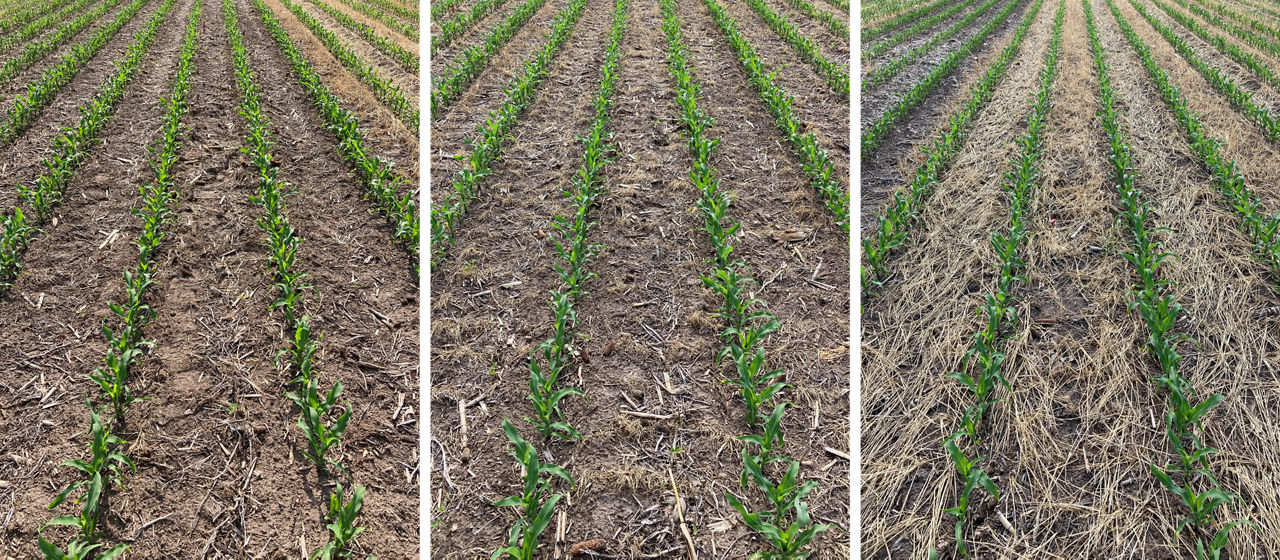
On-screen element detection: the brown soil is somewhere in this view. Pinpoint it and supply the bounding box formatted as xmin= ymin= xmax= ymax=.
xmin=429 ymin=0 xmax=848 ymax=558
xmin=862 ymin=0 xmax=1280 ymax=556
xmin=859 ymin=0 xmax=1033 ymax=234
xmin=0 ymin=0 xmax=419 ymax=555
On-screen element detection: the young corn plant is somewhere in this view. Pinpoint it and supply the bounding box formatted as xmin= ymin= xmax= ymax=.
xmin=725 ymin=452 xmax=831 ymax=559
xmin=312 ymin=483 xmax=368 ymax=559
xmin=739 ymin=402 xmax=789 ymax=487
xmin=940 ymin=434 xmax=999 ymax=557
xmin=288 ymin=376 xmax=354 ymax=473
xmin=492 ymin=419 xmax=573 ymax=560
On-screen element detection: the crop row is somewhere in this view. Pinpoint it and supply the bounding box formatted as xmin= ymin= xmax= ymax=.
xmin=1126 ymin=0 xmax=1280 ymax=143
xmin=743 ymin=0 xmax=849 ymax=100
xmin=862 ymin=0 xmax=979 ymax=63
xmin=360 ymin=0 xmax=416 ymax=23
xmin=861 ymin=0 xmax=1044 ymax=300
xmin=254 ymin=0 xmax=420 ymax=270
xmin=34 ymin=0 xmax=182 ymax=557
xmin=780 ymin=0 xmax=847 ymax=41
xmin=0 ymin=0 xmax=126 ymax=88
xmin=0 ymin=0 xmax=101 ymax=56
xmin=430 ymin=0 xmax=507 ymax=53
xmin=304 ymin=0 xmax=417 ymax=73
xmin=1166 ymin=0 xmax=1280 ymax=64
xmin=429 ymin=0 xmax=546 ymax=119
xmin=932 ymin=3 xmax=1061 ymax=558
xmin=490 ymin=3 xmax=628 ymax=557
xmin=278 ymin=0 xmax=419 ymax=133
xmin=1148 ymin=0 xmax=1280 ymax=92
xmin=1 ymin=0 xmax=152 ymax=145
xmin=225 ymin=0 xmax=367 ymax=555
xmin=701 ymin=0 xmax=850 ymax=230
xmin=860 ymin=0 xmax=1024 ymax=158
xmin=1191 ymin=0 xmax=1280 ymax=47
xmin=663 ymin=0 xmax=831 ymax=555
xmin=430 ymin=0 xmax=459 ymax=19
xmin=1093 ymin=0 xmax=1254 ymax=554
xmin=0 ymin=0 xmax=75 ymax=34
xmin=862 ymin=0 xmax=949 ymax=43
xmin=331 ymin=0 xmax=417 ymax=40
xmin=863 ymin=0 xmax=1005 ymax=93
xmin=428 ymin=0 xmax=588 ymax=266
xmin=862 ymin=0 xmax=927 ymax=23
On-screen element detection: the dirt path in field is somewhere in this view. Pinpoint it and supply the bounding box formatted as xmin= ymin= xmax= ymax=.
xmin=859 ymin=0 xmax=1033 ymax=235
xmin=759 ymin=0 xmax=848 ymax=62
xmin=0 ymin=0 xmax=196 ymax=551
xmin=237 ymin=0 xmax=422 ymax=553
xmin=863 ymin=0 xmax=981 ymax=68
xmin=258 ymin=0 xmax=419 ymax=181
xmin=858 ymin=0 xmax=1059 ymax=556
xmin=676 ymin=0 xmax=851 ymax=552
xmin=317 ymin=0 xmax=416 ymax=51
xmin=288 ymin=0 xmax=419 ymax=105
xmin=0 ymin=0 xmax=164 ymax=212
xmin=1096 ymin=0 xmax=1280 ymax=555
xmin=428 ymin=0 xmax=569 ymax=200
xmin=430 ymin=0 xmax=520 ymax=61
xmin=714 ymin=0 xmax=851 ymax=175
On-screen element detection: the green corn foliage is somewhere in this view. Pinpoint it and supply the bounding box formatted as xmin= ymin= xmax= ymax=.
xmin=861 ymin=0 xmax=1028 ymax=158
xmin=360 ymin=0 xmax=416 ymax=22
xmin=0 ymin=0 xmax=123 ymax=83
xmin=278 ymin=0 xmax=418 ymax=133
xmin=1148 ymin=0 xmax=1280 ymax=92
xmin=332 ymin=0 xmax=416 ymax=39
xmin=429 ymin=0 xmax=589 ymax=266
xmin=1190 ymin=0 xmax=1280 ymax=45
xmin=1090 ymin=0 xmax=1254 ymax=555
xmin=431 ymin=0 xmax=508 ymax=54
xmin=699 ymin=0 xmax=848 ymax=230
xmin=491 ymin=419 xmax=574 ymax=560
xmin=862 ymin=0 xmax=950 ymax=43
xmin=312 ymin=483 xmax=368 ymax=559
xmin=1126 ymin=0 xmax=1280 ymax=143
xmin=0 ymin=0 xmax=176 ymax=294
xmin=862 ymin=0 xmax=924 ymax=22
xmin=862 ymin=0 xmax=979 ymax=63
xmin=431 ymin=0 xmax=460 ymax=20
xmin=429 ymin=0 xmax=548 ymax=119
xmin=861 ymin=0 xmax=1044 ymax=300
xmin=863 ymin=0 xmax=1005 ymax=92
xmin=304 ymin=0 xmax=417 ymax=73
xmin=742 ymin=0 xmax=849 ymax=99
xmin=820 ymin=0 xmax=847 ymax=10
xmin=252 ymin=0 xmax=420 ymax=270
xmin=0 ymin=0 xmax=101 ymax=57
xmin=1 ymin=0 xmax=152 ymax=144
xmin=1166 ymin=0 xmax=1280 ymax=62
xmin=780 ymin=0 xmax=846 ymax=40
xmin=0 ymin=0 xmax=74 ymax=34
xmin=725 ymin=453 xmax=831 ymax=559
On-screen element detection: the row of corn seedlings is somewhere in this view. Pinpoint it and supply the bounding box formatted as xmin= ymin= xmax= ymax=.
xmin=1191 ymin=0 xmax=1280 ymax=45
xmin=430 ymin=0 xmax=459 ymax=20
xmin=360 ymin=0 xmax=415 ymax=23
xmin=862 ymin=0 xmax=979 ymax=63
xmin=1126 ymin=0 xmax=1280 ymax=143
xmin=863 ymin=0 xmax=1006 ymax=93
xmin=862 ymin=0 xmax=952 ymax=43
xmin=332 ymin=0 xmax=416 ymax=39
xmin=430 ymin=0 xmax=508 ymax=53
xmin=0 ymin=0 xmax=175 ymax=294
xmin=1091 ymin=0 xmax=1253 ymax=556
xmin=0 ymin=0 xmax=126 ymax=88
xmin=304 ymin=0 xmax=417 ymax=73
xmin=224 ymin=1 xmax=368 ymax=556
xmin=1166 ymin=0 xmax=1280 ymax=62
xmin=861 ymin=0 xmax=927 ymax=24
xmin=36 ymin=1 xmax=186 ymax=557
xmin=428 ymin=0 xmax=588 ymax=266
xmin=699 ymin=0 xmax=850 ymax=231
xmin=933 ymin=3 xmax=1061 ymax=557
xmin=277 ymin=0 xmax=418 ymax=133
xmin=741 ymin=0 xmax=849 ymax=100
xmin=1112 ymin=1 xmax=1280 ymax=291
xmin=1148 ymin=0 xmax=1280 ymax=92
xmin=0 ymin=0 xmax=153 ymax=145
xmin=253 ymin=0 xmax=420 ymax=271
xmin=860 ymin=0 xmax=1043 ymax=301
xmin=521 ymin=0 xmax=626 ymax=444
xmin=780 ymin=0 xmax=847 ymax=41
xmin=662 ymin=0 xmax=830 ymax=555
xmin=0 ymin=0 xmax=102 ymax=56
xmin=0 ymin=0 xmax=74 ymax=33
xmin=1226 ymin=0 xmax=1280 ymax=21
xmin=491 ymin=8 xmax=629 ymax=555
xmin=859 ymin=0 xmax=1026 ymax=158
xmin=428 ymin=0 xmax=548 ymax=119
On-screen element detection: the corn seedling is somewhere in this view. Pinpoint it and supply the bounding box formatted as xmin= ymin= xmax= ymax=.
xmin=40 ymin=400 xmax=135 ymax=558
xmin=861 ymin=0 xmax=1044 ymax=299
xmin=492 ymin=419 xmax=573 ymax=560
xmin=939 ymin=434 xmax=999 ymax=557
xmin=739 ymin=402 xmax=789 ymax=488
xmin=725 ymin=452 xmax=831 ymax=559
xmin=313 ymin=483 xmax=367 ymax=559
